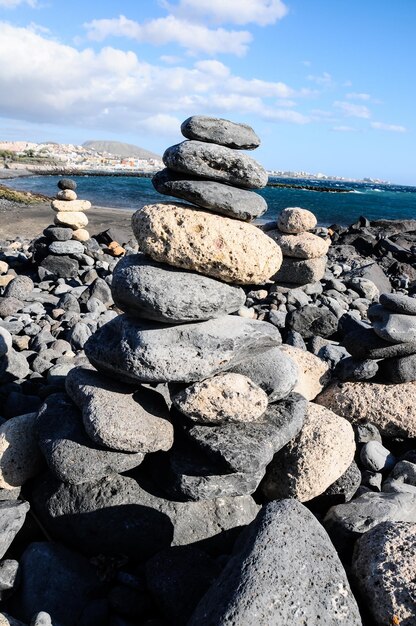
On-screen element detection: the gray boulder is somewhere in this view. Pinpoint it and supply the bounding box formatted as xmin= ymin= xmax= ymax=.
xmin=343 ymin=326 xmax=416 ymax=360
xmin=287 ymin=304 xmax=338 ymax=339
xmin=380 ymin=353 xmax=416 ymax=382
xmin=111 ymin=254 xmax=245 ymax=323
xmin=180 ymin=115 xmax=260 ymax=149
xmin=229 ymin=346 xmax=298 ymax=401
xmin=4 ymin=275 xmax=34 ymax=300
xmin=48 ymin=241 xmax=84 ymax=255
xmin=188 ymin=499 xmax=361 ymax=625
xmin=369 ymin=304 xmax=416 ymax=343
xmin=380 ymin=292 xmax=416 ymax=314
xmin=0 ymin=500 xmax=30 ymax=559
xmin=272 ymin=256 xmax=327 ymax=285
xmin=163 ymin=141 xmax=268 ymax=189
xmin=85 ymin=314 xmax=281 ymax=384
xmin=36 ymin=393 xmax=145 ymax=484
xmin=152 ymin=169 xmax=267 ymax=221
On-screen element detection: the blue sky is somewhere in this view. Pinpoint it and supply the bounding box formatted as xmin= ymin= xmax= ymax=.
xmin=0 ymin=0 xmax=414 ymax=183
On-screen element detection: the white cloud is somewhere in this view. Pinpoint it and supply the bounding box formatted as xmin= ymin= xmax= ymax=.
xmin=0 ymin=22 xmax=308 ymax=137
xmin=307 ymin=72 xmax=332 ymax=86
xmin=160 ymin=54 xmax=183 ymax=64
xmin=346 ymin=92 xmax=371 ymax=101
xmin=84 ymin=14 xmax=252 ymax=56
xmin=371 ymin=121 xmax=406 ymax=133
xmin=334 ymin=101 xmax=371 ymax=119
xmin=0 ymin=0 xmax=37 ymax=7
xmin=165 ymin=0 xmax=288 ymax=26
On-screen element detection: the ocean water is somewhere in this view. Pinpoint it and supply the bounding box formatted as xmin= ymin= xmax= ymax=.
xmin=5 ymin=174 xmax=416 ymax=226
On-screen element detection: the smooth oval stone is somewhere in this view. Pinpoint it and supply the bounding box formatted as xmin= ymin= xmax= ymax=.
xmin=173 ymin=373 xmax=268 ymax=425
xmin=0 ymin=413 xmax=43 ymax=489
xmin=360 ymin=441 xmax=395 ymax=472
xmin=152 ymin=169 xmax=267 ymax=221
xmin=111 ymin=254 xmax=245 ymax=323
xmin=268 ymin=230 xmax=330 ymax=259
xmin=56 ymin=189 xmax=77 ymax=201
xmin=189 ymin=499 xmax=361 ymax=626
xmin=370 ymin=306 xmax=416 ymax=343
xmin=85 ymin=314 xmax=281 ymax=384
xmin=343 ymin=326 xmax=416 ymax=359
xmin=66 ymin=367 xmax=173 ymax=453
xmin=379 ymin=292 xmax=416 ymax=314
xmin=181 ymin=115 xmax=260 ymax=149
xmin=277 ymin=207 xmax=317 ymax=233
xmin=58 ymin=178 xmax=77 ymax=191
xmin=43 ymin=226 xmax=73 ymax=242
xmin=379 ymin=352 xmax=416 ymax=382
xmin=132 ymin=203 xmax=282 ymax=285
xmin=48 ymin=241 xmax=84 ymax=256
xmin=163 ymin=141 xmax=268 ymax=189
xmin=54 ymin=212 xmax=88 ymax=230
xmin=272 ymin=256 xmax=327 ymax=285
xmin=72 ymin=229 xmax=90 ymax=242
xmin=51 ymin=199 xmax=91 ymax=212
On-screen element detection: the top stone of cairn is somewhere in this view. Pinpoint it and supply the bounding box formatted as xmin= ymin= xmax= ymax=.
xmin=181 ymin=115 xmax=261 ymax=150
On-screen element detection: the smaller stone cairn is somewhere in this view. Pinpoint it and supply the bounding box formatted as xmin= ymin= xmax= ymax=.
xmin=267 ymin=206 xmax=330 ymax=286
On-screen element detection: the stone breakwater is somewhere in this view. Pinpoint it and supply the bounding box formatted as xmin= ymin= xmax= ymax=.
xmin=0 ymin=118 xmax=415 ymax=625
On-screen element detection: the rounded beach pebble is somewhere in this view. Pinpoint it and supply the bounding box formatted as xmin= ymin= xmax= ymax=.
xmin=0 ymin=413 xmax=43 ymax=489
xmin=277 ymin=207 xmax=317 ymax=234
xmin=57 ymin=178 xmax=77 ymax=191
xmin=132 ymin=203 xmax=282 ymax=285
xmin=72 ymin=228 xmax=90 ymax=242
xmin=269 ymin=231 xmax=330 ymax=259
xmin=56 ymin=189 xmax=77 ymax=201
xmin=180 ymin=115 xmax=261 ymax=150
xmin=172 ymin=373 xmax=269 ymax=424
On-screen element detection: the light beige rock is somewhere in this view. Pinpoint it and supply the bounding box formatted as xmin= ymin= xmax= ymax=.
xmin=280 ymin=345 xmax=330 ymax=400
xmin=269 ymin=231 xmax=330 ymax=259
xmin=0 ymin=261 xmax=8 ymax=275
xmin=0 ymin=275 xmax=14 ymax=288
xmin=352 ymin=521 xmax=416 ymax=626
xmin=272 ymin=255 xmax=327 ymax=285
xmin=132 ymin=203 xmax=282 ymax=285
xmin=262 ymin=403 xmax=355 ymax=502
xmin=72 ymin=228 xmax=90 ymax=242
xmin=172 ymin=373 xmax=269 ymax=424
xmin=51 ymin=199 xmax=91 ymax=212
xmin=54 ymin=211 xmax=89 ymax=230
xmin=316 ymin=380 xmax=416 ymax=438
xmin=0 ymin=413 xmax=43 ymax=489
xmin=57 ymin=189 xmax=77 ymax=201
xmin=277 ymin=207 xmax=317 ymax=234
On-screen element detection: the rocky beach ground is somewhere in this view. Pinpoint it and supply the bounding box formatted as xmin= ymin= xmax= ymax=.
xmin=1 ymin=117 xmax=416 ymax=626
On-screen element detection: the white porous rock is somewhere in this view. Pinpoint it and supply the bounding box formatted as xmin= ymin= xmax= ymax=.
xmin=280 ymin=345 xmax=330 ymax=400
xmin=72 ymin=229 xmax=90 ymax=242
xmin=51 ymin=199 xmax=91 ymax=213
xmin=269 ymin=231 xmax=330 ymax=259
xmin=132 ymin=203 xmax=283 ymax=285
xmin=54 ymin=212 xmax=89 ymax=230
xmin=56 ymin=189 xmax=77 ymax=201
xmin=277 ymin=207 xmax=317 ymax=234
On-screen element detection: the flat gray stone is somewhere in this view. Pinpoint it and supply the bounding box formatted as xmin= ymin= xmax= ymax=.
xmin=48 ymin=241 xmax=84 ymax=256
xmin=163 ymin=141 xmax=268 ymax=189
xmin=188 ymin=499 xmax=361 ymax=625
xmin=180 ymin=115 xmax=260 ymax=149
xmin=66 ymin=367 xmax=173 ymax=453
xmin=32 ymin=472 xmax=258 ymax=559
xmin=343 ymin=326 xmax=416 ymax=359
xmin=111 ymin=254 xmax=245 ymax=323
xmin=380 ymin=292 xmax=416 ymax=314
xmin=85 ymin=314 xmax=281 ymax=384
xmin=369 ymin=304 xmax=416 ymax=343
xmin=152 ymin=169 xmax=267 ymax=221
xmin=185 ymin=394 xmax=307 ymax=474
xmin=36 ymin=393 xmax=145 ymax=484
xmin=0 ymin=500 xmax=30 ymax=559
xmin=272 ymin=256 xmax=327 ymax=285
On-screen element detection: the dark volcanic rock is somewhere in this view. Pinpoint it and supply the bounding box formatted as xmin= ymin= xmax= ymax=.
xmin=152 ymin=169 xmax=267 ymax=221
xmin=188 ymin=499 xmax=361 ymax=625
xmin=85 ymin=314 xmax=281 ymax=384
xmin=185 ymin=393 xmax=307 ymax=474
xmin=111 ymin=254 xmax=245 ymax=323
xmin=180 ymin=115 xmax=261 ymax=149
xmin=380 ymin=292 xmax=416 ymax=314
xmin=43 ymin=226 xmax=73 ymax=242
xmin=163 ymin=141 xmax=268 ymax=189
xmin=40 ymin=255 xmax=79 ymax=279
xmin=287 ymin=305 xmax=338 ymax=339
xmin=57 ymin=178 xmax=77 ymax=191
xmin=11 ymin=542 xmax=100 ymax=626
xmin=36 ymin=393 xmax=145 ymax=484
xmin=343 ymin=326 xmax=416 ymax=359
xmin=379 ymin=353 xmax=416 ymax=383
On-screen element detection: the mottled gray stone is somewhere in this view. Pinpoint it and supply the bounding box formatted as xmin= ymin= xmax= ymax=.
xmin=40 ymin=255 xmax=79 ymax=279
xmin=10 ymin=542 xmax=100 ymax=626
xmin=48 ymin=241 xmax=84 ymax=256
xmin=369 ymin=303 xmax=416 ymax=343
xmin=66 ymin=367 xmax=173 ymax=453
xmin=180 ymin=115 xmax=260 ymax=149
xmin=36 ymin=393 xmax=145 ymax=484
xmin=85 ymin=314 xmax=281 ymax=384
xmin=152 ymin=169 xmax=267 ymax=221
xmin=272 ymin=256 xmax=327 ymax=285
xmin=32 ymin=472 xmax=258 ymax=559
xmin=188 ymin=499 xmax=361 ymax=625
xmin=0 ymin=559 xmax=19 ymax=599
xmin=4 ymin=276 xmax=33 ymax=300
xmin=287 ymin=304 xmax=338 ymax=339
xmin=185 ymin=394 xmax=307 ymax=474
xmin=383 ymin=460 xmax=416 ymax=495
xmin=343 ymin=326 xmax=416 ymax=359
xmin=58 ymin=178 xmax=77 ymax=191
xmin=163 ymin=141 xmax=268 ymax=189
xmin=229 ymin=347 xmax=297 ymax=402
xmin=336 ymin=357 xmax=379 ymax=381
xmin=43 ymin=226 xmax=73 ymax=241
xmin=0 ymin=328 xmax=12 ymax=357
xmin=0 ymin=501 xmax=30 ymax=559
xmin=111 ymin=254 xmax=245 ymax=323
xmin=360 ymin=441 xmax=396 ymax=472
xmin=352 ymin=522 xmax=416 ymax=626
xmin=379 ymin=292 xmax=416 ymax=314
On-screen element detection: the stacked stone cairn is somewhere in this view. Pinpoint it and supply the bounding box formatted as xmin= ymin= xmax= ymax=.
xmin=267 ymin=206 xmax=330 ymax=286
